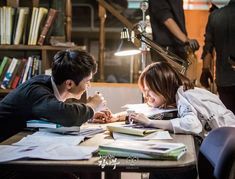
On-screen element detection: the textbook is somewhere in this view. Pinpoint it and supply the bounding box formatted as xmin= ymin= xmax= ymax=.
xmin=26 ymin=120 xmax=62 ymax=129
xmin=107 ymin=124 xmax=159 ymax=136
xmin=99 ymin=140 xmax=186 ymax=160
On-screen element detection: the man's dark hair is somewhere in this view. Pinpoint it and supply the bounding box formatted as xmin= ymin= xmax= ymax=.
xmin=52 ymin=50 xmax=97 ymax=85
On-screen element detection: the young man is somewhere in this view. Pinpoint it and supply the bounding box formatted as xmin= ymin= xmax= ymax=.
xmin=0 ymin=50 xmax=106 ymax=142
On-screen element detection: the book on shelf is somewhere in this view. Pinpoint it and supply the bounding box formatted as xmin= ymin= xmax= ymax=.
xmin=26 ymin=119 xmax=62 ymax=129
xmin=0 ymin=57 xmax=9 ymax=77
xmin=13 ymin=7 xmax=30 ymax=45
xmin=1 ymin=58 xmax=18 ymax=89
xmin=5 ymin=6 xmax=15 ymax=45
xmin=7 ymin=59 xmax=21 ymax=89
xmin=31 ymin=7 xmax=48 ymax=45
xmin=107 ymin=124 xmax=159 ymax=136
xmin=28 ymin=7 xmax=38 ymax=45
xmin=38 ymin=8 xmax=58 ymax=45
xmin=0 ymin=7 xmax=6 ymax=44
xmin=21 ymin=56 xmax=33 ymax=84
xmin=99 ymin=140 xmax=186 ymax=160
xmin=11 ymin=59 xmax=27 ymax=89
xmin=0 ymin=57 xmax=12 ymax=83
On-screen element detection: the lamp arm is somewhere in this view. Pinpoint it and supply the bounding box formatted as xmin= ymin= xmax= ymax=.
xmin=136 ymin=33 xmax=188 ymax=74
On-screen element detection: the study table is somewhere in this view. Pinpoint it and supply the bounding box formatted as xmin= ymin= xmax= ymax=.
xmin=0 ymin=126 xmax=197 ymax=178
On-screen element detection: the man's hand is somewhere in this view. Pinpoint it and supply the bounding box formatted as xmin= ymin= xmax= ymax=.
xmin=200 ymin=68 xmax=213 ymax=88
xmin=185 ymin=39 xmax=200 ymax=51
xmin=92 ymin=109 xmax=122 ymax=123
xmin=86 ymin=92 xmax=107 ymax=112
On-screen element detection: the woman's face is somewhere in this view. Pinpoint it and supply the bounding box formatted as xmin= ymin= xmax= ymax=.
xmin=143 ymin=79 xmax=165 ymax=108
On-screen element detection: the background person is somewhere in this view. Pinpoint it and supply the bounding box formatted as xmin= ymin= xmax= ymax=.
xmin=200 ymin=0 xmax=235 ymax=114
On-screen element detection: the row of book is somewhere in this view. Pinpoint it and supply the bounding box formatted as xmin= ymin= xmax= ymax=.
xmin=0 ymin=56 xmax=42 ymax=89
xmin=0 ymin=6 xmax=58 ymax=45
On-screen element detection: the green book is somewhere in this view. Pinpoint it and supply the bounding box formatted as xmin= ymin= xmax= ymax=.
xmin=0 ymin=56 xmax=9 ymax=77
xmin=99 ymin=140 xmax=186 ymax=160
xmin=99 ymin=147 xmax=186 ymax=161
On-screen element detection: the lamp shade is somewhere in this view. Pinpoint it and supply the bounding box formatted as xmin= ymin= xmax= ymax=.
xmin=114 ymin=39 xmax=140 ymax=56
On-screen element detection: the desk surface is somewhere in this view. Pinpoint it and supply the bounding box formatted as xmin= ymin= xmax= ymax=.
xmin=0 ymin=129 xmax=197 ymax=173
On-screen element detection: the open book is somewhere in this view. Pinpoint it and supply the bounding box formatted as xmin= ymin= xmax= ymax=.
xmin=99 ymin=140 xmax=186 ymax=160
xmin=122 ymin=103 xmax=177 ymax=118
xmin=107 ymin=124 xmax=159 ymax=136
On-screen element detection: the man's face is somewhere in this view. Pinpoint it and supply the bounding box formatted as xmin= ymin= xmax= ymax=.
xmin=69 ymin=73 xmax=93 ymax=99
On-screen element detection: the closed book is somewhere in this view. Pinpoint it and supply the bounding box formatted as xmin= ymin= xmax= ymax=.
xmin=31 ymin=7 xmax=48 ymax=45
xmin=38 ymin=8 xmax=58 ymax=45
xmin=99 ymin=147 xmax=186 ymax=160
xmin=99 ymin=140 xmax=186 ymax=160
xmin=13 ymin=7 xmax=30 ymax=45
xmin=5 ymin=7 xmax=15 ymax=45
xmin=11 ymin=59 xmax=27 ymax=89
xmin=0 ymin=8 xmax=2 ymax=44
xmin=0 ymin=56 xmax=9 ymax=77
xmin=1 ymin=7 xmax=6 ymax=44
xmin=8 ymin=59 xmax=21 ymax=88
xmin=0 ymin=57 xmax=12 ymax=83
xmin=28 ymin=7 xmax=38 ymax=45
xmin=27 ymin=119 xmax=62 ymax=128
xmin=22 ymin=56 xmax=33 ymax=83
xmin=18 ymin=58 xmax=28 ymax=85
xmin=107 ymin=124 xmax=159 ymax=136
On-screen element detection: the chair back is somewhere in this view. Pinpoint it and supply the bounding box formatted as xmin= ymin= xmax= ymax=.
xmin=198 ymin=127 xmax=235 ymax=179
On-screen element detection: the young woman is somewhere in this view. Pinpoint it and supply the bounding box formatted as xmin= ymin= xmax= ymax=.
xmin=130 ymin=61 xmax=235 ymax=137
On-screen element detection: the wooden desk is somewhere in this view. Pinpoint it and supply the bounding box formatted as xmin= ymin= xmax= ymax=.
xmin=0 ymin=130 xmax=197 ymax=174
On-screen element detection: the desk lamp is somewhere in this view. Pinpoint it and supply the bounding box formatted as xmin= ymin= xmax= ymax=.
xmin=114 ymin=1 xmax=188 ymax=74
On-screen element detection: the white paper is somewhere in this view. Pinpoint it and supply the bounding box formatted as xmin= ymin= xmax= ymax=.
xmin=122 ymin=103 xmax=177 ymax=117
xmin=39 ymin=125 xmax=105 ymax=137
xmin=112 ymin=131 xmax=172 ymax=140
xmin=0 ymin=144 xmax=97 ymax=162
xmin=13 ymin=132 xmax=85 ymax=146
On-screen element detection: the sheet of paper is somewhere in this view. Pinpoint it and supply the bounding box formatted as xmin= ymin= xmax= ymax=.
xmin=112 ymin=131 xmax=172 ymax=140
xmin=13 ymin=132 xmax=85 ymax=146
xmin=39 ymin=125 xmax=105 ymax=137
xmin=122 ymin=103 xmax=177 ymax=117
xmin=0 ymin=144 xmax=97 ymax=162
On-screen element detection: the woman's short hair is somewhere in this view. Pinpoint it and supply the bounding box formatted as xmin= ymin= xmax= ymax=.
xmin=138 ymin=61 xmax=194 ymax=107
xmin=52 ymin=50 xmax=97 ymax=85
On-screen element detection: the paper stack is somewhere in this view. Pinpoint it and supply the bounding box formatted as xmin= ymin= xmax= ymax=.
xmin=99 ymin=140 xmax=186 ymax=160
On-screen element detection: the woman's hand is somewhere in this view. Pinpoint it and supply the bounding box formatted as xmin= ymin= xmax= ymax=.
xmin=129 ymin=113 xmax=151 ymax=127
xmin=91 ymin=110 xmax=127 ymax=124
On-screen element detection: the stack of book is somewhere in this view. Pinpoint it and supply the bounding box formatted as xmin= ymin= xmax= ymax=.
xmin=26 ymin=119 xmax=61 ymax=129
xmin=99 ymin=140 xmax=186 ymax=160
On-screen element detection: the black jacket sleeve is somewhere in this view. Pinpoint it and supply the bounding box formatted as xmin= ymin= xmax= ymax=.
xmin=27 ymin=84 xmax=94 ymax=127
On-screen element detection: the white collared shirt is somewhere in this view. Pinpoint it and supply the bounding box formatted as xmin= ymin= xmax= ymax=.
xmin=51 ymin=77 xmax=63 ymax=102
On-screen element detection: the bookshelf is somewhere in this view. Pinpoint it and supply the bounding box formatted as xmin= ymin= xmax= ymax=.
xmin=0 ymin=0 xmax=83 ymax=97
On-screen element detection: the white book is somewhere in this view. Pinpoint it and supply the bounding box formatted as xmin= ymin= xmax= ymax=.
xmin=13 ymin=8 xmax=29 ymax=45
xmin=31 ymin=7 xmax=48 ymax=45
xmin=28 ymin=7 xmax=38 ymax=45
xmin=22 ymin=56 xmax=33 ymax=83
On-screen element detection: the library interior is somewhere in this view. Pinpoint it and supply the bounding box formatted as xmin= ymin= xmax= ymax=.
xmin=0 ymin=0 xmax=235 ymax=179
